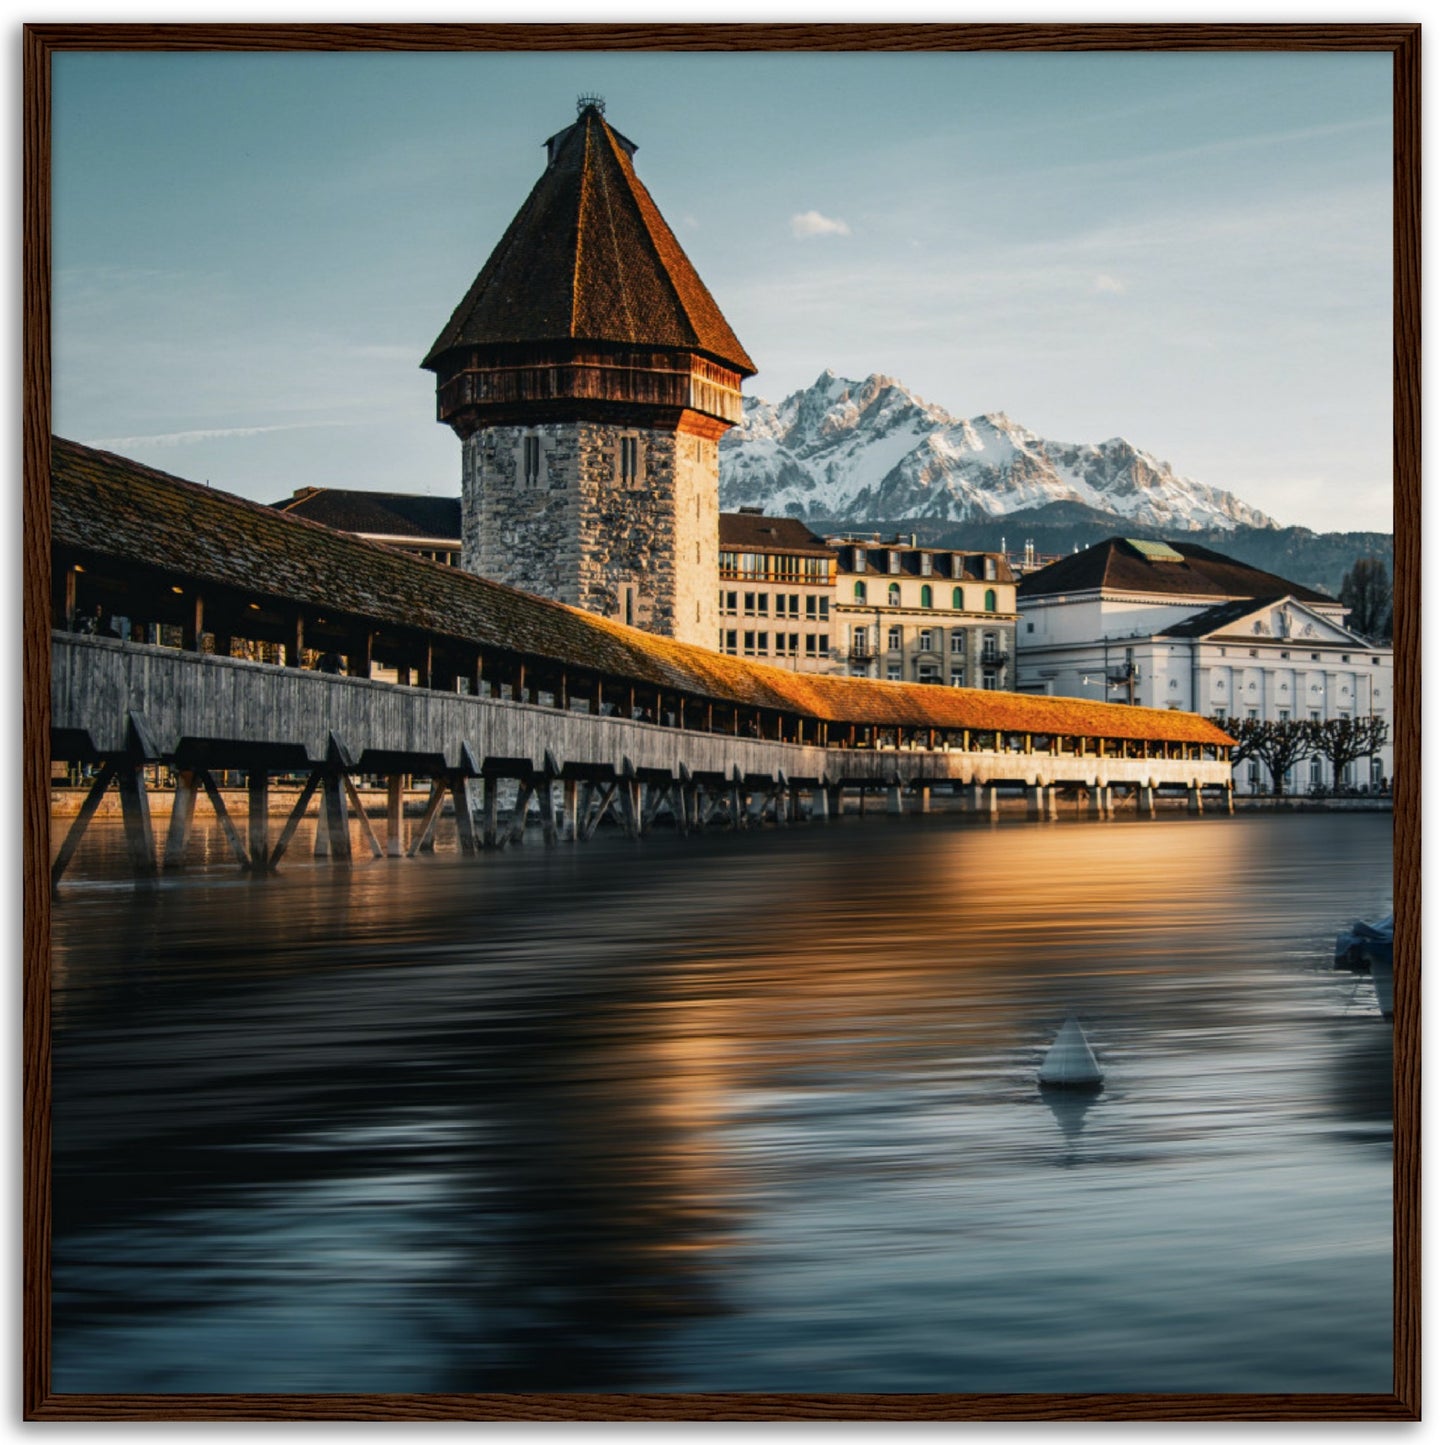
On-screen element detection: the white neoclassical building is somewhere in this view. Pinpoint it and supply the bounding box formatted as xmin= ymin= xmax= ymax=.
xmin=1013 ymin=537 xmax=1393 ymax=794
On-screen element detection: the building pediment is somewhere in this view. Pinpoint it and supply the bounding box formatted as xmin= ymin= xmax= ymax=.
xmin=1204 ymin=598 xmax=1365 ymax=649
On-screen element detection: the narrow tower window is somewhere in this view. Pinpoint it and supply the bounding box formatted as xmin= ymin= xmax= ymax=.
xmin=619 ymin=435 xmax=640 ymax=485
xmin=523 ymin=435 xmax=542 ymax=487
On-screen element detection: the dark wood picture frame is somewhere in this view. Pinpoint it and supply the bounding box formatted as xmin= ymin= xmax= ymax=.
xmin=21 ymin=22 xmax=1421 ymax=1422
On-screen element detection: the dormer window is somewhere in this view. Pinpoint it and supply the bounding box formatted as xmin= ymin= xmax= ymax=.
xmin=984 ymin=557 xmax=997 ymax=581
xmin=854 ymin=547 xmax=866 ymax=572
xmin=888 ymin=552 xmax=901 ymax=575
xmin=920 ymin=553 xmax=933 ymax=576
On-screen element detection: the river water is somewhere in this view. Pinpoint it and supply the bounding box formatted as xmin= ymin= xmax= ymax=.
xmin=49 ymin=810 xmax=1393 ymax=1395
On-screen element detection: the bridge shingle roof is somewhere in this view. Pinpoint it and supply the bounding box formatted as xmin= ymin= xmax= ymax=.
xmin=51 ymin=437 xmax=1231 ymax=748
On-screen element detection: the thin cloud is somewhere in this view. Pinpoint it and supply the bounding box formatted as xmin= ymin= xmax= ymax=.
xmin=1093 ymin=274 xmax=1127 ymax=294
xmin=790 ymin=210 xmax=851 ymax=239
xmin=85 ymin=422 xmax=342 ymax=450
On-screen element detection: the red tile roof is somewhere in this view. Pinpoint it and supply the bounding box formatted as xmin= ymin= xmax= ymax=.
xmin=423 ymin=105 xmax=755 ymax=377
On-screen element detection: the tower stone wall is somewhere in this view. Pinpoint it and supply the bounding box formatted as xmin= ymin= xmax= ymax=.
xmin=462 ymin=420 xmax=720 ymax=649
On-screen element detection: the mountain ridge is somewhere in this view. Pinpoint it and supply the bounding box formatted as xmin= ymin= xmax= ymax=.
xmin=719 ymin=369 xmax=1276 ymax=533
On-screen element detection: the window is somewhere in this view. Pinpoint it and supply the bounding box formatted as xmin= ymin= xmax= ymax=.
xmin=819 ymin=597 xmax=829 ymax=620
xmin=920 ymin=553 xmax=933 ymax=576
xmin=722 ymin=591 xmax=738 ymax=615
xmin=888 ymin=552 xmax=901 ymax=574
xmin=523 ymin=434 xmax=542 ymax=487
xmin=622 ymin=584 xmax=636 ymax=628
xmin=888 ymin=583 xmax=901 ymax=607
xmin=806 ymin=595 xmax=818 ymax=619
xmin=950 ymin=669 xmax=965 ymax=687
xmin=887 ymin=663 xmax=902 ymax=681
xmin=951 ymin=555 xmax=964 ymax=579
xmin=619 ymin=435 xmax=640 ymax=485
xmin=853 ymin=580 xmax=866 ymax=603
xmin=981 ymin=672 xmax=1000 ymax=691
xmin=1280 ymin=651 xmax=1290 ymax=659
xmin=853 ymin=625 xmax=869 ymax=653
xmin=853 ymin=547 xmax=867 ymax=572
xmin=723 ymin=630 xmax=737 ymax=653
xmin=919 ymin=630 xmax=934 ymax=652
xmin=1278 ymin=710 xmax=1290 ymax=722
xmin=1372 ymin=656 xmax=1381 ymax=666
xmin=952 ymin=586 xmax=963 ymax=610
xmin=1312 ymin=652 xmax=1322 ymax=661
xmin=950 ymin=629 xmax=965 ymax=654
xmin=984 ymin=557 xmax=997 ymax=581
xmin=983 ymin=589 xmax=997 ymax=613
xmin=920 ymin=584 xmax=933 ymax=609
xmin=787 ymin=594 xmax=800 ymax=618
xmin=982 ymin=632 xmax=999 ymax=663
xmin=887 ymin=625 xmax=902 ymax=651
xmin=742 ymin=631 xmax=762 ymax=656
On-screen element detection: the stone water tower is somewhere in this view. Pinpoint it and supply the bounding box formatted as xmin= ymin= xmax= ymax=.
xmin=423 ymin=97 xmax=755 ymax=648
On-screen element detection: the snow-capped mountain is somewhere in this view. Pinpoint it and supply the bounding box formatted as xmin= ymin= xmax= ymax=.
xmin=719 ymin=370 xmax=1275 ymax=533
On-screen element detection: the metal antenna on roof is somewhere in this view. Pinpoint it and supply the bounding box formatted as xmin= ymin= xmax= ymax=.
xmin=577 ymin=93 xmax=606 ymax=116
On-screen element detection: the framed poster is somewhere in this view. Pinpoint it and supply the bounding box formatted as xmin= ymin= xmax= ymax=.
xmin=22 ymin=21 xmax=1420 ymax=1422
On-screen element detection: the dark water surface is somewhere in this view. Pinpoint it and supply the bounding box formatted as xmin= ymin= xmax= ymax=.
xmin=50 ymin=812 xmax=1393 ymax=1394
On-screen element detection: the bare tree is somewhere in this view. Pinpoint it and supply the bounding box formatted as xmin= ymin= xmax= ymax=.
xmin=1254 ymin=719 xmax=1318 ymax=797
xmin=1339 ymin=557 xmax=1393 ymax=643
xmin=1223 ymin=716 xmax=1268 ymax=771
xmin=1310 ymin=715 xmax=1389 ymax=792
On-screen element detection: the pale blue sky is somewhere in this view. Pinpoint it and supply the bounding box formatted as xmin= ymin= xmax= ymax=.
xmin=51 ymin=49 xmax=1394 ymax=532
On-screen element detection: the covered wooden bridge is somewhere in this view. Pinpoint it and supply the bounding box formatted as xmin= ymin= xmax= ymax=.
xmin=49 ymin=439 xmax=1236 ymax=883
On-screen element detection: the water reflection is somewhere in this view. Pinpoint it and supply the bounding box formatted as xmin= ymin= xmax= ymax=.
xmin=50 ymin=813 xmax=1393 ymax=1394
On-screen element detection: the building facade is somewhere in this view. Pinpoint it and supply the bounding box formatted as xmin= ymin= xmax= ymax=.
xmin=1013 ymin=537 xmax=1393 ymax=793
xmin=423 ymin=98 xmax=755 ymax=650
xmin=717 ymin=510 xmax=836 ymax=670
xmin=831 ymin=535 xmax=1017 ymax=688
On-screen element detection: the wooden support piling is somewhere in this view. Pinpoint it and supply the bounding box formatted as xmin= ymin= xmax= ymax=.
xmin=197 ymin=768 xmax=252 ymax=866
xmin=50 ymin=761 xmax=117 ymax=888
xmin=342 ymin=773 xmax=385 ymax=858
xmin=447 ymin=773 xmax=479 ymax=854
xmin=247 ymin=768 xmax=271 ymax=870
xmin=116 ymin=763 xmax=159 ymax=877
xmin=408 ymin=778 xmax=448 ymax=856
xmin=269 ymin=771 xmax=322 ymax=868
xmin=386 ymin=776 xmax=405 ymax=856
xmin=321 ymin=770 xmax=353 ymax=862
xmin=163 ymin=768 xmax=199 ymax=870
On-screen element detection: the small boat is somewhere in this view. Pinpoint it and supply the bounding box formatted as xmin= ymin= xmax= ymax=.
xmin=1334 ymin=914 xmax=1393 ymax=973
xmin=1038 ymin=1015 xmax=1104 ymax=1091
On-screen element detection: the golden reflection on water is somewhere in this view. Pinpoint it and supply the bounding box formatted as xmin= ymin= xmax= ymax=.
xmin=49 ymin=811 xmax=1393 ymax=1393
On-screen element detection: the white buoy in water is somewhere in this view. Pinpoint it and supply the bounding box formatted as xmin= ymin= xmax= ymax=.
xmin=1039 ymin=1015 xmax=1104 ymax=1090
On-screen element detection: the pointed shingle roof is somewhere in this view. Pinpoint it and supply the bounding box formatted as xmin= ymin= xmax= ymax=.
xmin=423 ymin=104 xmax=755 ymax=377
